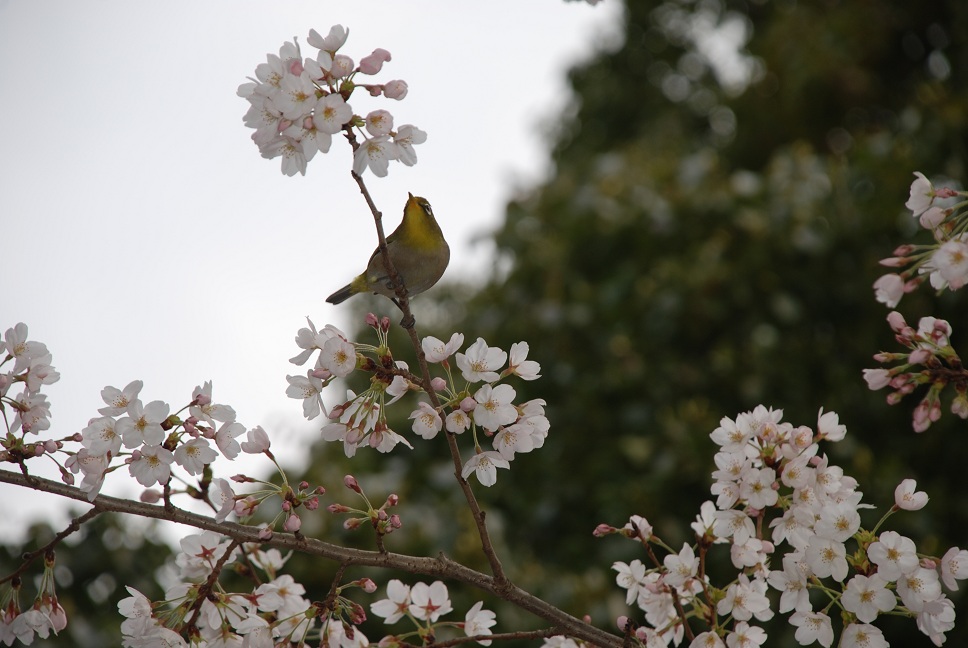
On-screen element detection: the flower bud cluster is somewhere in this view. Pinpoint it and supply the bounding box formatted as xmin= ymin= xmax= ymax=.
xmin=328 ymin=473 xmax=403 ymax=535
xmin=288 ymin=316 xmax=547 ymax=486
xmin=873 ymin=172 xmax=967 ymax=308
xmin=864 ymin=311 xmax=967 ymax=432
xmin=238 ymin=25 xmax=426 ymax=177
xmin=600 ymin=406 xmax=966 ymax=648
xmin=0 ymin=551 xmax=68 ymax=644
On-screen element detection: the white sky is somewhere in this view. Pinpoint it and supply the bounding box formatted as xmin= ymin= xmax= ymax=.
xmin=0 ymin=1 xmax=622 ymax=541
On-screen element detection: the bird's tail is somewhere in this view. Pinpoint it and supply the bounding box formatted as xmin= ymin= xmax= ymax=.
xmin=326 ymin=284 xmax=354 ymax=304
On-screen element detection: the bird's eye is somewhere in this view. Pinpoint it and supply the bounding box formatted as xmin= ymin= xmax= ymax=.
xmin=420 ymin=200 xmax=433 ymax=217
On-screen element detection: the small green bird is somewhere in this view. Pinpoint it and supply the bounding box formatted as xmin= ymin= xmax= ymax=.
xmin=326 ymin=193 xmax=450 ymax=305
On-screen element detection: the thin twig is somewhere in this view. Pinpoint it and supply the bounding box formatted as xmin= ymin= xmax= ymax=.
xmin=185 ymin=538 xmax=242 ymax=632
xmin=0 ymin=507 xmax=102 ymax=586
xmin=342 ymin=155 xmax=507 ymax=585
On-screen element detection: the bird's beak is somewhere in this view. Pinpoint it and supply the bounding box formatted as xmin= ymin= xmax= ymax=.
xmin=408 ymin=192 xmax=414 ymax=199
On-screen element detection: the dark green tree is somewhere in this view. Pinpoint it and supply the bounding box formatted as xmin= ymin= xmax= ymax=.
xmin=375 ymin=0 xmax=968 ymax=642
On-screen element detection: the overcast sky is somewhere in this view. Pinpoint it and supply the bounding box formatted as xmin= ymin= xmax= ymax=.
xmin=0 ymin=1 xmax=621 ymax=541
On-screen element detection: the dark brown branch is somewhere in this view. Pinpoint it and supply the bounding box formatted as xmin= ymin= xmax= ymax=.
xmin=186 ymin=538 xmax=242 ymax=631
xmin=418 ymin=627 xmax=565 ymax=648
xmin=0 ymin=469 xmax=621 ymax=648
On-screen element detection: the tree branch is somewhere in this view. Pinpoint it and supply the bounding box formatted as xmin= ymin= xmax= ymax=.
xmin=0 ymin=469 xmax=621 ymax=648
xmin=0 ymin=507 xmax=102 ymax=586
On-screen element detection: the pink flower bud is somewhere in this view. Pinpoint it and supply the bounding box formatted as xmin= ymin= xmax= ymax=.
xmin=328 ymin=503 xmax=351 ymax=513
xmin=366 ymin=313 xmax=380 ymax=328
xmin=385 ymin=493 xmax=399 ymax=507
xmin=344 ymin=474 xmax=361 ymax=493
xmin=305 ymin=497 xmax=319 ymax=510
xmin=43 ymin=440 xmax=57 ymax=453
xmin=359 ymin=48 xmax=391 ymax=75
xmin=389 ymin=514 xmax=402 ymax=528
xmin=48 ymin=599 xmax=67 ymax=632
xmin=912 ymin=400 xmax=932 ymax=432
xmin=140 ymin=489 xmax=162 ymax=503
xmin=359 ymin=577 xmax=378 ymax=593
xmin=593 ymin=523 xmax=616 ymax=537
xmin=282 ymin=501 xmax=292 ymax=512
xmin=283 ymin=514 xmax=302 ymax=532
xmin=72 ymin=432 xmax=83 ymax=442
xmin=381 ymin=317 xmax=391 ymax=332
xmin=430 ymin=377 xmax=447 ymax=392
xmin=62 ymin=472 xmax=74 ymax=485
xmin=937 ymin=187 xmax=958 ymax=198
xmin=344 ymin=518 xmax=363 ymax=530
xmin=862 ymin=368 xmax=891 ymax=391
xmin=932 ymin=319 xmax=953 ymax=338
xmin=951 ymin=392 xmax=968 ymax=419
xmin=316 ymin=485 xmax=326 ymax=495
xmin=908 ymin=349 xmax=931 ymax=364
xmin=350 ymin=602 xmax=367 ymax=625
xmin=616 ymin=616 xmax=630 ymax=631
xmin=460 ymin=397 xmax=477 ymax=412
xmin=384 ymin=79 xmax=408 ymax=100
xmin=886 ymin=310 xmax=907 ymax=333
xmin=259 ymin=525 xmax=273 ymax=540
xmin=299 ymin=481 xmax=310 ymax=490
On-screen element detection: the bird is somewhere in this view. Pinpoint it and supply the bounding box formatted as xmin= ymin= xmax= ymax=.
xmin=326 ymin=193 xmax=450 ymax=306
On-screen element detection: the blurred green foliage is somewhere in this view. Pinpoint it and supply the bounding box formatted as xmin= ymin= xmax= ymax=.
xmin=354 ymin=0 xmax=968 ymax=644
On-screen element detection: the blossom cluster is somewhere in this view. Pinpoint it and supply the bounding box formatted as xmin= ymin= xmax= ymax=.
xmin=118 ymin=532 xmax=366 ymax=647
xmin=0 ymin=323 xmax=309 ymax=643
xmin=287 ymin=315 xmax=546 ymax=486
xmin=873 ymin=172 xmax=967 ymax=309
xmin=117 ymin=554 xmax=497 ymax=648
xmin=0 ymin=323 xmax=59 ymax=437
xmin=238 ymin=25 xmax=426 ymax=177
xmin=370 ymin=579 xmax=496 ymax=645
xmin=867 ymin=171 xmax=968 ymax=432
xmin=864 ymin=311 xmax=967 ymax=432
xmin=600 ymin=406 xmax=967 ymax=648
